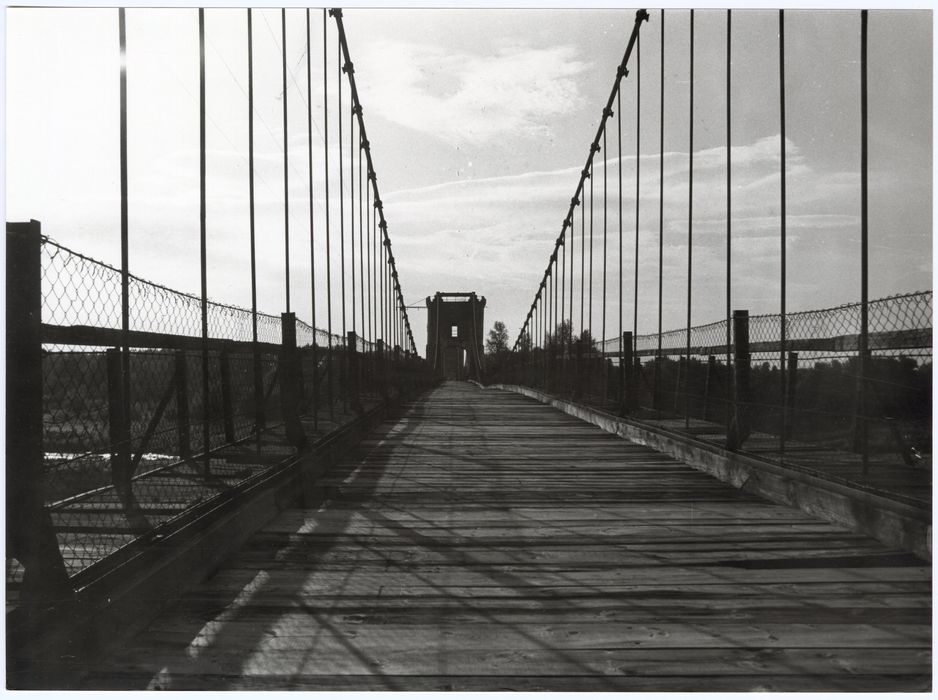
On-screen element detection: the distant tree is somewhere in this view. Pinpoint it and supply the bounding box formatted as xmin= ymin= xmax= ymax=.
xmin=517 ymin=330 xmax=532 ymax=353
xmin=485 ymin=320 xmax=509 ymax=355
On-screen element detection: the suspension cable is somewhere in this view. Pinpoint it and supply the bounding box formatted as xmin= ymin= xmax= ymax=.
xmin=656 ymin=9 xmax=665 ymax=413
xmin=602 ymin=117 xmax=608 ymax=358
xmin=726 ymin=9 xmax=732 ymax=366
xmin=338 ymin=35 xmax=346 ymax=339
xmin=350 ymin=92 xmax=356 ymax=334
xmin=305 ymin=8 xmax=317 ymax=429
xmin=779 ymin=8 xmax=787 ymax=453
xmin=859 ymin=9 xmax=870 ymax=471
xmin=686 ymin=9 xmax=694 ymax=428
xmin=580 ymin=176 xmax=585 ymax=338
xmin=633 ymin=27 xmax=641 ymax=348
xmin=198 ymin=7 xmax=209 ymax=474
xmin=281 ymin=9 xmax=290 ymax=312
xmin=333 ymin=10 xmax=417 ymax=354
xmin=589 ymin=158 xmax=594 ymax=336
xmin=365 ymin=141 xmax=371 ymax=342
xmin=618 ymin=72 xmax=623 ymax=394
xmin=248 ymin=9 xmax=261 ymax=430
xmin=512 ymin=9 xmax=648 ymax=352
xmin=359 ymin=128 xmax=365 ymax=338
xmin=569 ymin=196 xmax=576 ymax=354
xmin=322 ymin=10 xmax=334 ymax=417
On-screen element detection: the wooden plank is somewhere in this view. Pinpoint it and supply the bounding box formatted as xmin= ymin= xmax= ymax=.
xmin=79 ymin=381 xmax=931 ymax=691
xmin=81 ymin=671 xmax=933 ymax=692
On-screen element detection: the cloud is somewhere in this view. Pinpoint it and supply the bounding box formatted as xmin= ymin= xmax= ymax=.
xmin=379 ymin=132 xmax=923 ymax=345
xmin=354 ymin=39 xmax=591 ymax=145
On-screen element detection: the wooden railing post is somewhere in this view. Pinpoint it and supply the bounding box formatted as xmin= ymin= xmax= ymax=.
xmin=674 ymin=356 xmax=685 ymax=414
xmin=106 ymin=347 xmax=133 ymax=502
xmin=703 ymin=355 xmax=716 ymax=422
xmin=219 ymin=349 xmax=235 ymax=443
xmin=376 ymin=339 xmax=388 ymax=402
xmin=174 ymin=350 xmax=191 ymax=458
xmin=309 ymin=341 xmax=319 ymax=432
xmin=785 ymin=351 xmax=798 ymax=440
xmin=252 ymin=346 xmax=266 ymax=434
xmin=6 ymin=220 xmax=71 ymax=605
xmin=280 ymin=312 xmax=306 ymax=450
xmin=727 ymin=309 xmax=751 ymax=451
xmin=620 ymin=332 xmax=633 ymax=415
xmin=347 ymin=331 xmax=363 ymax=414
xmin=852 ymin=348 xmax=871 ymax=465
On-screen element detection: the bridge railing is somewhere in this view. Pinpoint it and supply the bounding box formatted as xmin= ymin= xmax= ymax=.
xmin=490 ymin=290 xmax=931 ymax=469
xmin=506 ymin=9 xmax=930 ymax=476
xmin=7 ymin=222 xmax=432 ymax=607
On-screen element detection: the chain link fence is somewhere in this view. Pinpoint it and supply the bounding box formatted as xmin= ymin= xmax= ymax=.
xmin=492 ymin=291 xmax=931 ymax=482
xmin=10 ymin=234 xmax=419 ymax=593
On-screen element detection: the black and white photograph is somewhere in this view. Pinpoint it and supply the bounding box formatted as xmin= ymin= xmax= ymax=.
xmin=4 ymin=3 xmax=933 ymax=692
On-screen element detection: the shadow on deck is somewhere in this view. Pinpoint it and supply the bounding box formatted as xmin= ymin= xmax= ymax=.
xmin=78 ymin=381 xmax=931 ymax=692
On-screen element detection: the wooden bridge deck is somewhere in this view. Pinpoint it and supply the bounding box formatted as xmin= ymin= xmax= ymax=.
xmin=80 ymin=381 xmax=931 ymax=691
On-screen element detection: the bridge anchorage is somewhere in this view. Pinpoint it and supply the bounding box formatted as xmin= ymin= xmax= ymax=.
xmin=6 ymin=5 xmax=932 ymax=692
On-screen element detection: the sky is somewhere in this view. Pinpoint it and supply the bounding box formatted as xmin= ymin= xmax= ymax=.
xmin=5 ymin=6 xmax=933 ymax=356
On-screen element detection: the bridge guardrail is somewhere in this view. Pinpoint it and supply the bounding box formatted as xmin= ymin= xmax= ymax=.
xmin=7 ymin=223 xmax=433 ymax=608
xmin=487 ymin=291 xmax=931 ymax=471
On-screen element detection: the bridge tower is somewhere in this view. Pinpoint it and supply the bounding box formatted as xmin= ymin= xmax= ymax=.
xmin=426 ymin=292 xmax=486 ymax=381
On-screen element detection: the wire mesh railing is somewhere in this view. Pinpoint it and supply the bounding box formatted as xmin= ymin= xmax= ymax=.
xmin=10 ymin=227 xmax=432 ymax=599
xmin=491 ymin=290 xmax=931 ymax=481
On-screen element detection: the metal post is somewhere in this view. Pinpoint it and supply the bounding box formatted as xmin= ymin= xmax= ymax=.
xmin=6 ymin=221 xmax=70 ymax=604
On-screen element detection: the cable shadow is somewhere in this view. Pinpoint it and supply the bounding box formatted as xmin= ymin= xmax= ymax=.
xmin=76 ymin=393 xmax=434 ymax=690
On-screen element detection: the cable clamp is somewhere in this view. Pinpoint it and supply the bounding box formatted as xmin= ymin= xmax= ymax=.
xmin=617 ymin=64 xmax=629 ymax=79
xmin=343 ymin=62 xmax=355 ymax=75
xmin=361 ymin=139 xmax=370 ymax=151
xmin=590 ymin=142 xmax=601 ymax=154
xmin=603 ymin=107 xmax=614 ymax=118
xmin=571 ymin=196 xmax=579 ymax=207
xmin=636 ymin=9 xmax=649 ymax=23
xmin=581 ymin=168 xmax=591 ymax=180
xmin=352 ymin=104 xmax=363 ymax=116
xmin=328 ymin=8 xmax=342 ymax=18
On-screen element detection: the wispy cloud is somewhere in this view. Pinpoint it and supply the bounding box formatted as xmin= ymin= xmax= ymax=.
xmin=382 ymin=134 xmax=911 ymax=338
xmin=355 ymin=39 xmax=591 ymax=145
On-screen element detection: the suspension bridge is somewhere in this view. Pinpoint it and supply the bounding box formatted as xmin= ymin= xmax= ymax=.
xmin=6 ymin=7 xmax=932 ymax=691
